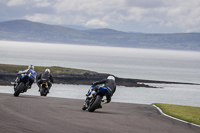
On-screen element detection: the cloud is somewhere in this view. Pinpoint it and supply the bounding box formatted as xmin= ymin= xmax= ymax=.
xmin=1 ymin=0 xmax=200 ymax=33
xmin=34 ymin=0 xmax=52 ymax=8
xmin=163 ymin=1 xmax=200 ymax=32
xmin=7 ymin=0 xmax=26 ymax=6
xmin=124 ymin=0 xmax=165 ymax=8
xmin=85 ymin=19 xmax=109 ymax=27
xmin=118 ymin=0 xmax=200 ymax=32
xmin=24 ymin=13 xmax=63 ymax=24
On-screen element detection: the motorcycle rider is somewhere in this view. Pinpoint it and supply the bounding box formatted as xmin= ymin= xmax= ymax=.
xmin=37 ymin=69 xmax=54 ymax=93
xmin=14 ymin=65 xmax=37 ymax=89
xmin=82 ymin=75 xmax=116 ymax=110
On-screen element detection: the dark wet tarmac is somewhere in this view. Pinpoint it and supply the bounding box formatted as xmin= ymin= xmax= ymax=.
xmin=0 ymin=93 xmax=199 ymax=133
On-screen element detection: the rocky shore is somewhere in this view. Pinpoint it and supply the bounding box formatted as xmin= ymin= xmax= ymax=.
xmin=0 ymin=64 xmax=198 ymax=87
xmin=0 ymin=69 xmax=151 ymax=87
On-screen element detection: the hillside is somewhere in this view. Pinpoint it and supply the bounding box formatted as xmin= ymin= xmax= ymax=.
xmin=0 ymin=20 xmax=200 ymax=51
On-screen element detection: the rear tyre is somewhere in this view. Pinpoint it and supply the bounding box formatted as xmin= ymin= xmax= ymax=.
xmin=13 ymin=82 xmax=24 ymax=97
xmin=40 ymin=87 xmax=47 ymax=96
xmin=88 ymin=95 xmax=102 ymax=112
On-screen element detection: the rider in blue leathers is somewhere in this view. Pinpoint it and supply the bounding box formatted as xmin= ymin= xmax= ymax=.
xmin=14 ymin=65 xmax=37 ymax=89
xmin=82 ymin=75 xmax=116 ymax=110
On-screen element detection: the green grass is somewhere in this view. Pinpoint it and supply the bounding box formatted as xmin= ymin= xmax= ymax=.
xmin=0 ymin=64 xmax=67 ymax=72
xmin=0 ymin=64 xmax=96 ymax=74
xmin=0 ymin=64 xmax=28 ymax=71
xmin=153 ymin=103 xmax=200 ymax=125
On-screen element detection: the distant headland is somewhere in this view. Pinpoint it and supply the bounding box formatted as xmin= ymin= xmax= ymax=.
xmin=0 ymin=64 xmax=198 ymax=88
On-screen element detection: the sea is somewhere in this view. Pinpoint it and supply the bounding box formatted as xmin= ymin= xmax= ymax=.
xmin=0 ymin=41 xmax=200 ymax=107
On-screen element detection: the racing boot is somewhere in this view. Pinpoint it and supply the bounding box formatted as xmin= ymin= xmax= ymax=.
xmin=82 ymin=99 xmax=88 ymax=110
xmin=38 ymin=86 xmax=41 ymax=92
xmin=82 ymin=104 xmax=88 ymax=110
xmin=97 ymin=99 xmax=108 ymax=109
xmin=47 ymin=87 xmax=50 ymax=93
xmin=97 ymin=104 xmax=102 ymax=109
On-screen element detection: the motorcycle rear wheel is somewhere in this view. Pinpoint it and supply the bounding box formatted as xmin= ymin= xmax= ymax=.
xmin=40 ymin=87 xmax=47 ymax=96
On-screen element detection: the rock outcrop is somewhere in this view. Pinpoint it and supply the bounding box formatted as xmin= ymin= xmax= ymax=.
xmin=0 ymin=64 xmax=198 ymax=87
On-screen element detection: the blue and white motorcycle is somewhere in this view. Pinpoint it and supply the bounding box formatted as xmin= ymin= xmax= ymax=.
xmin=13 ymin=70 xmax=33 ymax=97
xmin=84 ymin=85 xmax=110 ymax=112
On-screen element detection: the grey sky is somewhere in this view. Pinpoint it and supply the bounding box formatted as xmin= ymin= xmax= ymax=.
xmin=0 ymin=0 xmax=200 ymax=33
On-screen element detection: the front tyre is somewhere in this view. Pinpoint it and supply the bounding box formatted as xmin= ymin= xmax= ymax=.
xmin=13 ymin=82 xmax=24 ymax=97
xmin=88 ymin=95 xmax=102 ymax=112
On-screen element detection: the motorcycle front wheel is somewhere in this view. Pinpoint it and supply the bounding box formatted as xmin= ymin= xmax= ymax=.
xmin=88 ymin=95 xmax=102 ymax=112
xmin=13 ymin=82 xmax=24 ymax=97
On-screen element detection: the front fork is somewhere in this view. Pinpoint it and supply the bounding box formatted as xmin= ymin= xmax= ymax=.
xmin=85 ymin=90 xmax=96 ymax=106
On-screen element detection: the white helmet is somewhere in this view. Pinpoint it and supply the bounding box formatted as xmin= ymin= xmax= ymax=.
xmin=28 ymin=65 xmax=34 ymax=70
xmin=45 ymin=68 xmax=50 ymax=73
xmin=107 ymin=75 xmax=115 ymax=81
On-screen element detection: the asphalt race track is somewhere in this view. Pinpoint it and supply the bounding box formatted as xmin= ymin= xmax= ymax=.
xmin=0 ymin=93 xmax=199 ymax=133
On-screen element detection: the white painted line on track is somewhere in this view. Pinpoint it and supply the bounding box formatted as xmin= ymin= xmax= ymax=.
xmin=152 ymin=105 xmax=200 ymax=128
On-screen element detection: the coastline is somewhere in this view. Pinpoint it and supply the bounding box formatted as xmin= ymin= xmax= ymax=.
xmin=0 ymin=63 xmax=198 ymax=87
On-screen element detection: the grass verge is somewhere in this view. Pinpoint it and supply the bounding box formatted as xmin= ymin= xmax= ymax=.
xmin=153 ymin=103 xmax=200 ymax=125
xmin=0 ymin=64 xmax=96 ymax=74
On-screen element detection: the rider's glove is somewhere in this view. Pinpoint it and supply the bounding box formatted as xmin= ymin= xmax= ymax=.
xmin=92 ymin=81 xmax=98 ymax=86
